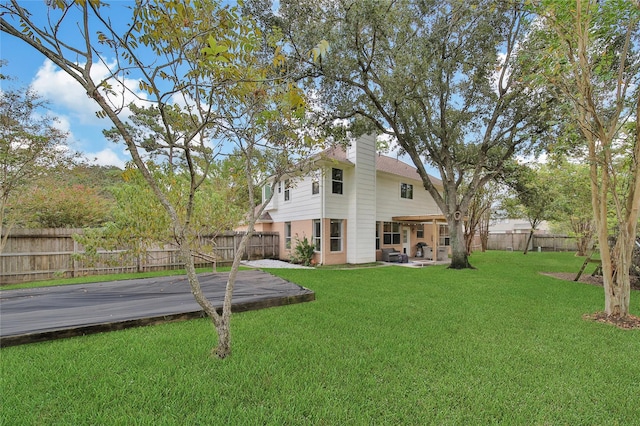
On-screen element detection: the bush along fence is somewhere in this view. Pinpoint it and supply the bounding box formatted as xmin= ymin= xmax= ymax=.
xmin=487 ymin=233 xmax=579 ymax=252
xmin=0 ymin=228 xmax=279 ymax=285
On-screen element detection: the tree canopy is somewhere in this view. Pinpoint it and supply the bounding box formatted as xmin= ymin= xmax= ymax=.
xmin=1 ymin=0 xmax=320 ymax=357
xmin=276 ymin=0 xmax=557 ymax=268
xmin=500 ymin=162 xmax=560 ymax=254
xmin=530 ymin=0 xmax=640 ymax=317
xmin=0 ymin=83 xmax=78 ymax=251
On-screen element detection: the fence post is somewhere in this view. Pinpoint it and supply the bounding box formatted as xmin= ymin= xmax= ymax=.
xmin=72 ymin=237 xmax=78 ymax=278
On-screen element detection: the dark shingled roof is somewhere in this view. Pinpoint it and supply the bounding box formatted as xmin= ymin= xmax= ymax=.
xmin=316 ymin=145 xmax=352 ymax=164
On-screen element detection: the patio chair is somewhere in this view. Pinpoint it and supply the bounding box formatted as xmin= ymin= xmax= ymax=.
xmin=381 ymin=248 xmax=401 ymax=262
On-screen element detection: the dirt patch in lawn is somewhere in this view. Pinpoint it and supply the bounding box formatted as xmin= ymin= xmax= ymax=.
xmin=542 ymin=272 xmax=640 ymax=330
xmin=541 ymin=272 xmax=640 ymax=291
xmin=581 ymin=312 xmax=640 ymax=330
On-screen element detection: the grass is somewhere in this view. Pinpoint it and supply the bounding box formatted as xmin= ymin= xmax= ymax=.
xmin=0 ymin=266 xmax=238 ymax=291
xmin=1 ymin=251 xmax=639 ymax=425
xmin=315 ymin=261 xmax=384 ymax=269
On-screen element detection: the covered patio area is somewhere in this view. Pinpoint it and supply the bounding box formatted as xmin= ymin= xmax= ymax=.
xmin=391 ymin=214 xmax=450 ymax=261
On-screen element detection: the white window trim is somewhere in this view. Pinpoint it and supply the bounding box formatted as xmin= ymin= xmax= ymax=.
xmin=330 ymin=219 xmax=343 ymax=252
xmin=312 ymin=172 xmax=320 ymax=195
xmin=284 ymin=179 xmax=291 ymax=202
xmin=383 ymin=221 xmax=401 ymax=245
xmin=331 ymin=168 xmax=343 ymax=195
xmin=439 ymin=224 xmax=450 ymax=246
xmin=285 ymin=222 xmax=292 ymax=249
xmin=313 ymin=219 xmax=321 ymax=252
xmin=400 ymin=182 xmax=413 ymax=200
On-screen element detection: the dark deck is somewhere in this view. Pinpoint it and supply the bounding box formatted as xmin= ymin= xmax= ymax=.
xmin=0 ymin=270 xmax=314 ymax=347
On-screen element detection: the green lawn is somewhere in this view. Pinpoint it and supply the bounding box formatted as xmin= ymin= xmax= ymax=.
xmin=1 ymin=251 xmax=638 ymax=425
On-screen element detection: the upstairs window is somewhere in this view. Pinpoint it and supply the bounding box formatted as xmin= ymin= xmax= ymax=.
xmin=284 ymin=179 xmax=291 ymax=201
xmin=400 ymin=183 xmax=413 ymax=199
xmin=263 ymin=185 xmax=272 ymax=201
xmin=332 ymin=168 xmax=343 ymax=195
xmin=312 ymin=173 xmax=320 ymax=195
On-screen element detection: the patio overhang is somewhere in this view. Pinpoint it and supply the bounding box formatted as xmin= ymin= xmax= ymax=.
xmin=392 ymin=215 xmax=448 ymax=223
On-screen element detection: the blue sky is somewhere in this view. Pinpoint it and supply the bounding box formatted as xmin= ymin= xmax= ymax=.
xmin=1 ymin=2 xmax=132 ymax=168
xmin=1 ymin=1 xmax=162 ymax=168
xmin=1 ymin=0 xmax=434 ymax=175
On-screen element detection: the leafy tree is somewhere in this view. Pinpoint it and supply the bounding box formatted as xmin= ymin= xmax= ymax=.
xmin=464 ymin=180 xmax=500 ymax=254
xmin=0 ymin=0 xmax=317 ymax=358
xmin=277 ymin=0 xmax=557 ymax=269
xmin=12 ymin=164 xmax=120 ymax=229
xmin=0 ymin=84 xmax=77 ymax=252
xmin=500 ymin=164 xmax=560 ymax=254
xmin=546 ymin=160 xmax=594 ymax=256
xmin=531 ymin=0 xmax=640 ymax=318
xmin=20 ymin=181 xmax=111 ymax=228
xmin=64 ymin=164 xmax=123 ymax=192
xmin=75 ymin=161 xmax=247 ymax=271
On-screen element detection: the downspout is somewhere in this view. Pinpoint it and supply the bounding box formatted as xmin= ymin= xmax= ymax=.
xmin=321 ymin=168 xmax=326 ymax=265
xmin=434 ymin=220 xmax=439 ymax=260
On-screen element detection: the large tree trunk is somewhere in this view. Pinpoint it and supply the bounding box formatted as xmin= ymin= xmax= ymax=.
xmin=213 ymin=228 xmax=255 ymax=358
xmin=589 ymin=152 xmax=639 ymax=318
xmin=449 ymin=215 xmax=472 ymax=269
xmin=601 ymin=232 xmax=634 ymax=317
xmin=177 ymin=242 xmax=224 ymax=351
xmin=214 ymin=321 xmax=232 ymax=358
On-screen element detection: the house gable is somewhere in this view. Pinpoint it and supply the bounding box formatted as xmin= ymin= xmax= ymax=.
xmin=258 ymin=135 xmax=444 ymax=265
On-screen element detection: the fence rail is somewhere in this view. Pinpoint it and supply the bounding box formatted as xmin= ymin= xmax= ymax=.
xmin=487 ymin=233 xmax=578 ymax=252
xmin=0 ymin=229 xmax=279 ymax=285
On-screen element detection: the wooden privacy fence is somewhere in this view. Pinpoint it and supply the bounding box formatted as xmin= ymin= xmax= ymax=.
xmin=487 ymin=233 xmax=578 ymax=252
xmin=0 ymin=229 xmax=279 ymax=285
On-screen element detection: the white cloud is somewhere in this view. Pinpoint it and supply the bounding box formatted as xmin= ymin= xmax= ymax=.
xmin=517 ymin=151 xmax=549 ymax=166
xmin=30 ymin=59 xmax=147 ymax=126
xmin=31 ymin=61 xmax=99 ymax=124
xmin=84 ymin=148 xmax=127 ymax=169
xmin=31 ymin=108 xmax=71 ymax=133
xmin=51 ymin=114 xmax=72 ymax=133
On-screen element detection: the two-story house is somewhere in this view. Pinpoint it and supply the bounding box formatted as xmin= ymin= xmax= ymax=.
xmin=253 ymin=134 xmax=449 ymax=265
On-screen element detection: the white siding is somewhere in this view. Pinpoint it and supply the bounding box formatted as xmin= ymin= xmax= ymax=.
xmin=346 ymin=134 xmax=377 ymax=263
xmin=267 ymin=175 xmax=322 ymax=223
xmin=323 ymin=165 xmax=351 ymax=219
xmin=259 ymin=134 xmax=444 ymax=265
xmin=376 ymin=172 xmax=440 ymax=221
